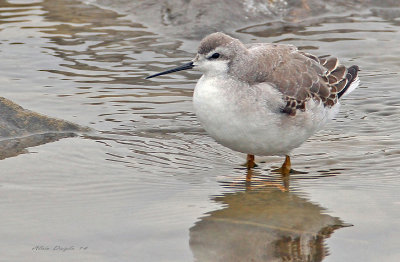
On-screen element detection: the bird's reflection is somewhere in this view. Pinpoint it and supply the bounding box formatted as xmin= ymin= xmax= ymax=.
xmin=190 ymin=170 xmax=348 ymax=262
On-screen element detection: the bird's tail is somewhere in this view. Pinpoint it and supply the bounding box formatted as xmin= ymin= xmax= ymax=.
xmin=338 ymin=65 xmax=360 ymax=98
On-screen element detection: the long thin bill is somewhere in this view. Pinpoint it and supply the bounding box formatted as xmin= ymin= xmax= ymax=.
xmin=146 ymin=62 xmax=194 ymax=79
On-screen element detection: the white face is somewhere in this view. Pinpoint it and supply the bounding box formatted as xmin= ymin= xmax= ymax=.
xmin=193 ymin=48 xmax=230 ymax=77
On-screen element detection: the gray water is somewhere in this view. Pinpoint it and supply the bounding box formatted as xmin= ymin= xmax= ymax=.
xmin=0 ymin=0 xmax=400 ymax=261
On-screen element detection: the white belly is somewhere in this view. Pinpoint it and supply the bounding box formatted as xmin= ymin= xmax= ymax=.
xmin=192 ymin=75 xmax=339 ymax=156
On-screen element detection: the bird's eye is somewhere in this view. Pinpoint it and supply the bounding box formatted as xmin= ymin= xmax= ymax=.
xmin=209 ymin=53 xmax=220 ymax=59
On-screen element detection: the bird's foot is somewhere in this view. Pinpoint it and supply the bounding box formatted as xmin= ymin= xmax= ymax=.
xmin=242 ymin=154 xmax=257 ymax=170
xmin=275 ymin=155 xmax=292 ymax=175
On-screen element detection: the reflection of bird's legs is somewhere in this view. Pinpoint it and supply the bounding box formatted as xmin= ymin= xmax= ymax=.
xmin=245 ymin=169 xmax=288 ymax=192
xmin=302 ymin=0 xmax=310 ymax=10
xmin=245 ymin=154 xmax=257 ymax=169
xmin=279 ymin=155 xmax=292 ymax=175
xmin=245 ymin=169 xmax=253 ymax=189
xmin=281 ymin=172 xmax=290 ymax=192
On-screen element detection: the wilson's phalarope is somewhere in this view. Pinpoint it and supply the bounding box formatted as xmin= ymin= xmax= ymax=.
xmin=146 ymin=32 xmax=360 ymax=173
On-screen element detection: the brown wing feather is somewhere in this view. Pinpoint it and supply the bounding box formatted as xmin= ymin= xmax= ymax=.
xmin=233 ymin=44 xmax=357 ymax=115
xmin=258 ymin=47 xmax=353 ymax=115
xmin=261 ymin=50 xmax=331 ymax=115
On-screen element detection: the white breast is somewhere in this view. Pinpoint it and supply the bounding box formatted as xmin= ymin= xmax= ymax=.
xmin=193 ymin=75 xmax=339 ymax=156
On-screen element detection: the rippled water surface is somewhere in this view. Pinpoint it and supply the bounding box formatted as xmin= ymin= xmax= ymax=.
xmin=1 ymin=0 xmax=400 ymax=261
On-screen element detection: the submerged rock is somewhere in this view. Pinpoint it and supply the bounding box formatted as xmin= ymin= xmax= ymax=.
xmin=0 ymin=133 xmax=76 ymax=160
xmin=0 ymin=97 xmax=89 ymax=159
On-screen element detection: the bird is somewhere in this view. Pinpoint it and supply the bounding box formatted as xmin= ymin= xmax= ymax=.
xmin=146 ymin=32 xmax=360 ymax=174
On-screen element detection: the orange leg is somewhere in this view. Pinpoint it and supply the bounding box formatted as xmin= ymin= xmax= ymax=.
xmin=246 ymin=154 xmax=256 ymax=170
xmin=279 ymin=155 xmax=292 ymax=175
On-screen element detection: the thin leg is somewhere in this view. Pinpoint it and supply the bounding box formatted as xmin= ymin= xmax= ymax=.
xmin=279 ymin=155 xmax=291 ymax=175
xmin=246 ymin=154 xmax=256 ymax=170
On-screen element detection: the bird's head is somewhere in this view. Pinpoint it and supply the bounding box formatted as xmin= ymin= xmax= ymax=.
xmin=146 ymin=32 xmax=245 ymax=79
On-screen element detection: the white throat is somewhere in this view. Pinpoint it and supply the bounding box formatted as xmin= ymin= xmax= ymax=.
xmin=195 ymin=60 xmax=229 ymax=78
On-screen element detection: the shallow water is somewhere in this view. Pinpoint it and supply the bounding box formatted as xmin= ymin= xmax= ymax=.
xmin=0 ymin=0 xmax=400 ymax=261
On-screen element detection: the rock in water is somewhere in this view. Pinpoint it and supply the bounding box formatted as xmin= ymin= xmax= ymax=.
xmin=0 ymin=97 xmax=89 ymax=160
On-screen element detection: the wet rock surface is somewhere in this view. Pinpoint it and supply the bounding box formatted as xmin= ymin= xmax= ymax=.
xmin=0 ymin=97 xmax=88 ymax=159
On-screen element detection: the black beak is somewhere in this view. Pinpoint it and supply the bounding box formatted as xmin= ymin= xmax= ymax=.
xmin=146 ymin=62 xmax=194 ymax=79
